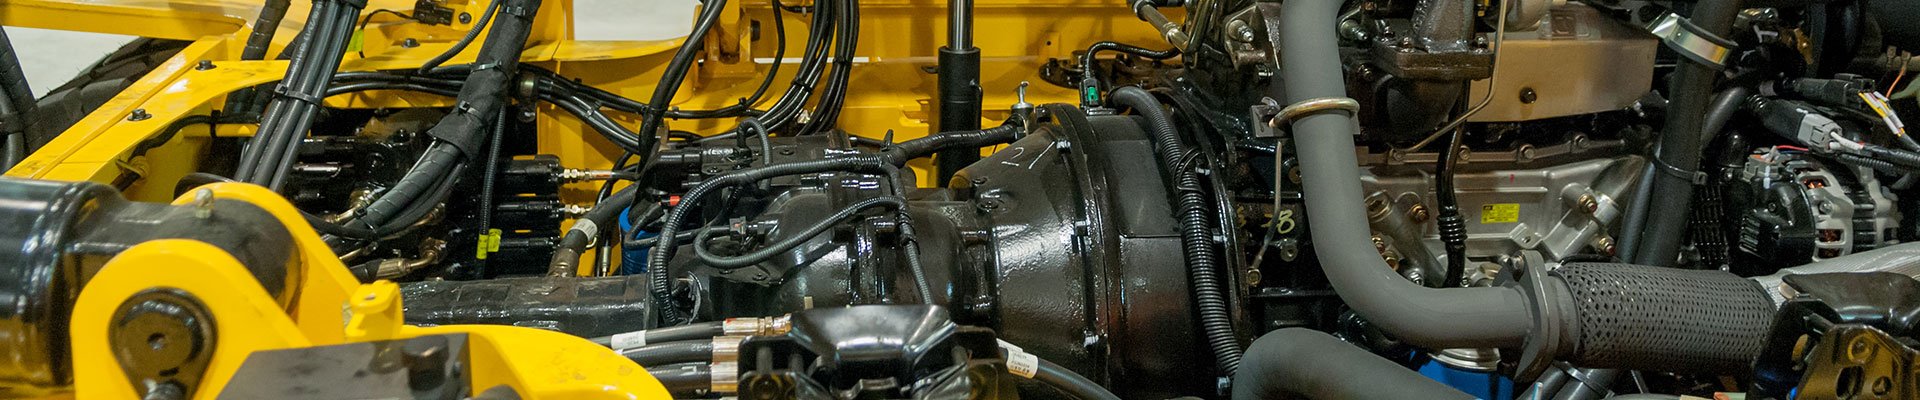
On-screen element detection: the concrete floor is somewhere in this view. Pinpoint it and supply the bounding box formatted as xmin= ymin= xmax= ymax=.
xmin=9 ymin=0 xmax=694 ymax=98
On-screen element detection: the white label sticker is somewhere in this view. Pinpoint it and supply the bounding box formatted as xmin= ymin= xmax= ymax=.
xmin=1006 ymin=350 xmax=1039 ymax=378
xmin=610 ymin=331 xmax=647 ymax=350
xmin=572 ymin=220 xmax=600 ymax=240
xmin=996 ymin=339 xmax=1024 ymax=353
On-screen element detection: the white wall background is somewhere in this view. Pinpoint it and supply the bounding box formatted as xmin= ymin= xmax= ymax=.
xmin=9 ymin=0 xmax=696 ymax=98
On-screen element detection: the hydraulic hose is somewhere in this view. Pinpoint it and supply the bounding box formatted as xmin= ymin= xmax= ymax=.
xmin=589 ymin=322 xmax=726 ymax=349
xmin=620 ymin=341 xmax=714 ymax=366
xmin=354 ymin=0 xmax=542 ymax=231
xmin=547 ymin=184 xmax=639 ymax=276
xmin=1111 ymin=86 xmax=1242 ymax=375
xmin=1030 ymin=357 xmax=1124 ymax=400
xmin=632 ymin=0 xmax=731 ymax=170
xmin=1276 ymin=0 xmax=1533 ymax=349
xmin=692 ymin=196 xmax=906 ymax=269
xmin=235 ymin=0 xmax=359 ymax=187
xmin=224 ymin=0 xmax=292 ymax=114
xmin=418 ymin=0 xmax=501 ymax=74
xmin=1627 ymin=0 xmax=1745 ymax=266
xmin=647 ymin=363 xmax=711 ymax=394
xmin=648 ymin=125 xmax=1019 ymax=324
xmin=1231 ymin=328 xmax=1474 ymax=400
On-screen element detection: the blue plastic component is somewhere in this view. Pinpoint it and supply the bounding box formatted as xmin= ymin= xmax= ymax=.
xmin=1418 ymin=359 xmax=1512 ymax=400
xmin=619 ymin=208 xmax=655 ymax=275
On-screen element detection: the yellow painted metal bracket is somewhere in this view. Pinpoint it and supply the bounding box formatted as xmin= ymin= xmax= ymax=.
xmin=66 ymin=183 xmax=669 ymax=399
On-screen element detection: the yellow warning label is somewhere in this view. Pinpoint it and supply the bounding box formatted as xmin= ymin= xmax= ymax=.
xmin=1480 ymin=203 xmax=1520 ymax=224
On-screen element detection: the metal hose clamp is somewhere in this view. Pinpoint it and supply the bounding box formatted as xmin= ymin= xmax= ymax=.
xmin=1646 ymin=12 xmax=1735 ymax=68
xmin=1271 ymin=97 xmax=1361 ymax=128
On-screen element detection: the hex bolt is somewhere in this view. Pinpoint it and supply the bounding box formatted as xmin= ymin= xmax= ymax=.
xmin=1579 ymin=194 xmax=1599 ymax=213
xmin=194 ymin=60 xmax=216 ymax=71
xmin=128 ymin=109 xmax=153 ymax=122
xmin=402 ymin=38 xmax=421 ymax=48
xmin=458 ymin=12 xmax=472 ymax=24
xmin=1406 ymin=204 xmax=1430 ymax=223
xmin=1519 ymin=87 xmax=1539 ymax=104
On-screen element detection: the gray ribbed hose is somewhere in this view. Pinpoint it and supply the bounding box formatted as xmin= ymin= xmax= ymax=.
xmin=1275 ymin=0 xmax=1533 ymax=349
xmin=1268 ymin=0 xmax=1777 ymax=374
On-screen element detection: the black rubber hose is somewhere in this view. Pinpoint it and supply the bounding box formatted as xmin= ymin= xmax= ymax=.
xmin=235 ymin=0 xmax=349 ymax=184
xmin=1230 ymin=328 xmax=1474 ymax=400
xmin=693 ymin=196 xmax=906 ymax=269
xmin=1111 ymin=86 xmax=1242 ymax=375
xmin=240 ymin=0 xmax=294 ymax=61
xmin=620 ymin=341 xmax=714 ymax=367
xmin=646 ymin=125 xmax=1016 ymax=323
xmin=224 ymin=0 xmax=294 ymax=115
xmin=547 ymin=184 xmax=639 ymax=276
xmin=805 ymin=0 xmax=859 ymax=134
xmin=418 ymin=0 xmax=501 ymax=74
xmin=1627 ymin=0 xmax=1745 ymax=266
xmin=632 ymin=0 xmax=732 ymax=171
xmin=0 ymin=27 xmax=34 ymax=170
xmin=1435 ymin=124 xmax=1468 ymax=288
xmin=355 ymin=0 xmax=542 ymax=230
xmin=1277 ymin=0 xmax=1532 ymax=349
xmin=648 ymin=157 xmax=893 ymax=324
xmin=588 ymin=321 xmax=726 ymax=348
xmin=1030 ymin=357 xmax=1124 ymax=400
xmin=646 ymin=363 xmax=711 ymax=393
xmin=1077 ymin=41 xmax=1178 ymax=108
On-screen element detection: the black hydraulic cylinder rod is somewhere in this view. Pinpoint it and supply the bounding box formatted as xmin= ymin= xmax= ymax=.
xmin=933 ymin=0 xmax=982 ymax=185
xmin=1626 ymin=0 xmax=1745 ymax=266
xmin=0 ymin=27 xmax=33 ymax=171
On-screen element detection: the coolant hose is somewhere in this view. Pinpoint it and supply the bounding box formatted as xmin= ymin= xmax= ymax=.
xmin=1278 ymin=0 xmax=1779 ymax=370
xmin=1276 ymin=0 xmax=1532 ymax=349
xmin=1627 ymin=0 xmax=1745 ymax=266
xmin=1111 ymin=86 xmax=1243 ymax=374
xmin=1230 ymin=328 xmax=1474 ymax=400
xmin=620 ymin=341 xmax=714 ymax=366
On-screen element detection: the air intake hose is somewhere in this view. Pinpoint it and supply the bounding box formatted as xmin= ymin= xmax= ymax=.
xmin=1270 ymin=0 xmax=1777 ymax=376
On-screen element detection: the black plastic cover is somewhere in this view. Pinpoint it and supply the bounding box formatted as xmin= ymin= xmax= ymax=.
xmin=399 ymin=275 xmax=652 ymax=337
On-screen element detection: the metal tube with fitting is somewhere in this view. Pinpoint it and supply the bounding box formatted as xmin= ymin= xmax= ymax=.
xmin=1131 ymin=0 xmax=1190 ymax=51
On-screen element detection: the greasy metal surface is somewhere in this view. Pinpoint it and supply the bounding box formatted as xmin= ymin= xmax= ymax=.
xmin=399 ymin=275 xmax=652 ymax=338
xmin=0 ymin=178 xmax=113 ymax=391
xmin=44 ymin=182 xmax=669 ymax=398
